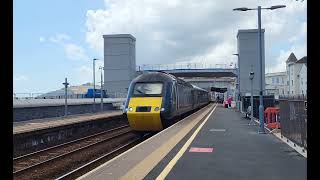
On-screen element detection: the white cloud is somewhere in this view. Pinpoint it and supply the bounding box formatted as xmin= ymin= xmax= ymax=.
xmin=39 ymin=37 xmax=46 ymax=43
xmin=85 ymin=0 xmax=306 ymax=72
xmin=49 ymin=33 xmax=71 ymax=44
xmin=64 ymin=43 xmax=89 ymax=61
xmin=271 ymin=43 xmax=306 ymax=73
xmin=47 ymin=33 xmax=90 ymax=61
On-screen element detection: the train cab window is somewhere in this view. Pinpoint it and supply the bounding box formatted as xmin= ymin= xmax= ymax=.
xmin=133 ymin=83 xmax=163 ymax=96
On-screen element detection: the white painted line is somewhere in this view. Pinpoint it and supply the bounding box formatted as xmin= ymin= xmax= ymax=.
xmin=77 ymin=104 xmax=215 ymax=180
xmin=209 ymin=128 xmax=226 ymax=132
xmin=156 ymin=105 xmax=217 ymax=180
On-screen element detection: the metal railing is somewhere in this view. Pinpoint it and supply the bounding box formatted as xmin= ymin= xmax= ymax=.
xmin=136 ymin=62 xmax=236 ymax=71
xmin=278 ymin=95 xmax=307 ymax=149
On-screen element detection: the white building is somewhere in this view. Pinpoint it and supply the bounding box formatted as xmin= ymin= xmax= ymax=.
xmin=286 ymin=53 xmax=307 ymax=95
xmin=265 ymin=72 xmax=288 ymax=96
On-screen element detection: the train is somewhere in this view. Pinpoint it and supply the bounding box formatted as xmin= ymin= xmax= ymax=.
xmin=124 ymin=71 xmax=210 ymax=132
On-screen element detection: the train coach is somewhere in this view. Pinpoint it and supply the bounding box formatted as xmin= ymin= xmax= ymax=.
xmin=124 ymin=71 xmax=210 ymax=132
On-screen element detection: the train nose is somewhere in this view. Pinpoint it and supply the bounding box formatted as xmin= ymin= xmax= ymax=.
xmin=127 ymin=97 xmax=163 ymax=131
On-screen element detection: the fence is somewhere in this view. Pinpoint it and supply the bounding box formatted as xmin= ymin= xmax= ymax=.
xmin=279 ymin=95 xmax=307 ymax=149
xmin=13 ymin=92 xmax=128 ymax=99
xmin=241 ymin=95 xmax=275 ymax=119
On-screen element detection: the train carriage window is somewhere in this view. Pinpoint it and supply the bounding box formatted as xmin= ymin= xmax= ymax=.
xmin=133 ymin=83 xmax=163 ymax=96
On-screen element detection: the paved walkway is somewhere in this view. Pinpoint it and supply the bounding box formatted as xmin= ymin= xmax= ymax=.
xmin=165 ymin=105 xmax=306 ymax=180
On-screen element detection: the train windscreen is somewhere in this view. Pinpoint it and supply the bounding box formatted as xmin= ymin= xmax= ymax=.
xmin=133 ymin=83 xmax=163 ymax=96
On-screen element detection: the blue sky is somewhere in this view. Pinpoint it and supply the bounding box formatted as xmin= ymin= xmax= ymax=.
xmin=13 ymin=0 xmax=104 ymax=93
xmin=13 ymin=0 xmax=306 ymax=94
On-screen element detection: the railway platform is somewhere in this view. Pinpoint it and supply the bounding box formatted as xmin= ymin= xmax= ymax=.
xmin=78 ymin=104 xmax=306 ymax=180
xmin=13 ymin=110 xmax=123 ymax=135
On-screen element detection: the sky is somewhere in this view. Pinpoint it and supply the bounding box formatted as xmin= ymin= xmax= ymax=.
xmin=13 ymin=0 xmax=306 ymax=94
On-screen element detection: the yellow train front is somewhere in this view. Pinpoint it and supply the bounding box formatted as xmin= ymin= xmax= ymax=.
xmin=124 ymin=72 xmax=210 ymax=132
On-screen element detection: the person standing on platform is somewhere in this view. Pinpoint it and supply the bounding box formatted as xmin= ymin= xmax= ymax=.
xmin=227 ymin=96 xmax=232 ymax=108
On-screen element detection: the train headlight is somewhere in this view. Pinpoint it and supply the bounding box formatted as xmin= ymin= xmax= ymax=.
xmin=154 ymin=107 xmax=160 ymax=111
xmin=129 ymin=107 xmax=133 ymax=112
xmin=160 ymin=108 xmax=165 ymax=112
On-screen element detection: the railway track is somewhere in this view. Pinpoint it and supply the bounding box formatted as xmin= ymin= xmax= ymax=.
xmin=13 ymin=125 xmax=142 ymax=180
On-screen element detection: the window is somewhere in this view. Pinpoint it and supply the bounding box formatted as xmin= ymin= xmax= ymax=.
xmin=133 ymin=83 xmax=163 ymax=96
xmin=272 ymin=77 xmax=275 ymax=84
xmin=276 ymin=77 xmax=279 ymax=84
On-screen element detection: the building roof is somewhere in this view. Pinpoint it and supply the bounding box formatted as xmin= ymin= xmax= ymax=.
xmin=296 ymin=56 xmax=307 ymax=64
xmin=103 ymin=34 xmax=136 ymax=41
xmin=286 ymin=52 xmax=298 ymax=63
xmin=237 ymin=29 xmax=265 ymax=38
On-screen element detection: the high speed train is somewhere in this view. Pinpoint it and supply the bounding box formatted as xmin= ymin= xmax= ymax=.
xmin=124 ymin=71 xmax=210 ymax=132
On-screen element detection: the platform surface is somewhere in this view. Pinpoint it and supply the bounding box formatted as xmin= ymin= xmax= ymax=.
xmin=158 ymin=106 xmax=307 ymax=180
xmin=78 ymin=104 xmax=215 ymax=180
xmin=13 ymin=110 xmax=122 ymax=134
xmin=78 ymin=104 xmax=306 ymax=180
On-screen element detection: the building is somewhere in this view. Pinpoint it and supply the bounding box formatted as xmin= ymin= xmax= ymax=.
xmin=103 ymin=34 xmax=136 ymax=95
xmin=237 ymin=29 xmax=265 ymax=96
xmin=265 ymin=72 xmax=288 ymax=96
xmin=286 ymin=53 xmax=307 ymax=95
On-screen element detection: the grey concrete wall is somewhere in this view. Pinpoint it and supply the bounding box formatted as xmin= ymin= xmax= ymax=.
xmin=13 ymin=103 xmax=116 ymax=122
xmin=103 ymin=34 xmax=136 ymax=94
xmin=237 ymin=29 xmax=265 ymax=96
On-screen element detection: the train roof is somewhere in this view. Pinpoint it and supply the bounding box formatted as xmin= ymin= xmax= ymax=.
xmin=132 ymin=72 xmax=208 ymax=93
xmin=133 ymin=71 xmax=192 ymax=86
xmin=191 ymin=84 xmax=209 ymax=92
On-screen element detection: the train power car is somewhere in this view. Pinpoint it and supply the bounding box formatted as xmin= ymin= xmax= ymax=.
xmin=124 ymin=71 xmax=210 ymax=132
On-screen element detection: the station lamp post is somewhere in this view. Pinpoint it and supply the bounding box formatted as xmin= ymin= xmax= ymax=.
xmin=62 ymin=78 xmax=69 ymax=117
xmin=93 ymin=58 xmax=99 ymax=112
xmin=233 ymin=5 xmax=286 ymax=133
xmin=233 ymin=53 xmax=240 ymax=111
xmin=99 ymin=66 xmax=104 ymax=112
xmin=249 ymin=70 xmax=255 ymax=125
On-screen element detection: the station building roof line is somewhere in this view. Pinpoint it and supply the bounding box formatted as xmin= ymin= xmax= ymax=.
xmin=237 ymin=29 xmax=265 ymax=38
xmin=103 ymin=34 xmax=136 ymax=41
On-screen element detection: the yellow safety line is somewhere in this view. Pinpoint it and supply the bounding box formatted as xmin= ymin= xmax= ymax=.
xmin=156 ymin=104 xmax=217 ymax=180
